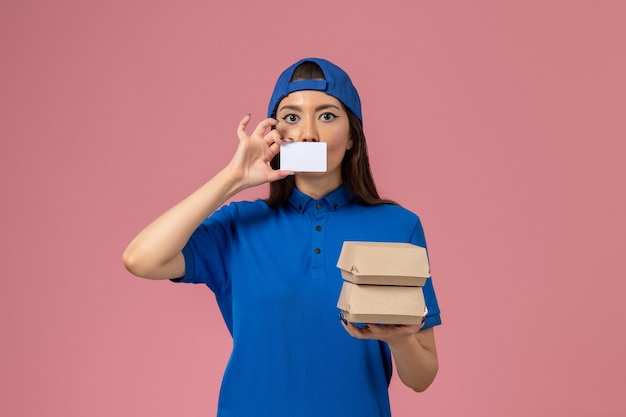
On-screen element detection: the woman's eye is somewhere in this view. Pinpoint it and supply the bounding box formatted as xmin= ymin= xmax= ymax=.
xmin=320 ymin=112 xmax=337 ymax=121
xmin=283 ymin=114 xmax=299 ymax=123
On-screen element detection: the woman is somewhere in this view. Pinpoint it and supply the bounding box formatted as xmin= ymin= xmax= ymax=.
xmin=123 ymin=57 xmax=441 ymax=417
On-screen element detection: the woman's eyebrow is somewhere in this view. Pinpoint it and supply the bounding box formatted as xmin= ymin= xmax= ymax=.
xmin=315 ymin=104 xmax=342 ymax=112
xmin=277 ymin=104 xmax=342 ymax=113
xmin=277 ymin=104 xmax=301 ymax=113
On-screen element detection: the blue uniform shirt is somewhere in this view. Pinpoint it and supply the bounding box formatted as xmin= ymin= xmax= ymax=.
xmin=176 ymin=184 xmax=441 ymax=417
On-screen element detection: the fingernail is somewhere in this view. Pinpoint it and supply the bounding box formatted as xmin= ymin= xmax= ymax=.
xmin=287 ymin=137 xmax=295 ymax=142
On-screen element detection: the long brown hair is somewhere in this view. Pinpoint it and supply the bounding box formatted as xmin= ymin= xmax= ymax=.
xmin=264 ymin=61 xmax=396 ymax=208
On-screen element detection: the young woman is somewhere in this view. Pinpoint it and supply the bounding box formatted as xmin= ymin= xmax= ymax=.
xmin=123 ymin=58 xmax=441 ymax=417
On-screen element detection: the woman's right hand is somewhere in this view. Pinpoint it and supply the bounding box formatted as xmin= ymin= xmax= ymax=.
xmin=225 ymin=115 xmax=294 ymax=189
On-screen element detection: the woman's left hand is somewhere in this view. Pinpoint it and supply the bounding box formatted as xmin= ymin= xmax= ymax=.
xmin=339 ymin=315 xmax=424 ymax=345
xmin=340 ymin=314 xmax=438 ymax=392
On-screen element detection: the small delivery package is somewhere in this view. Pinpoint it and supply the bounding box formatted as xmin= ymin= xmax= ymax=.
xmin=336 ymin=241 xmax=430 ymax=325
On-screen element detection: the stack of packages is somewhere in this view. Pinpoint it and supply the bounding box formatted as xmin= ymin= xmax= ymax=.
xmin=336 ymin=242 xmax=430 ymax=325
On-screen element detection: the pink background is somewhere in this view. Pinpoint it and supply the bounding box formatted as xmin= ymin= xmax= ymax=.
xmin=2 ymin=1 xmax=625 ymax=416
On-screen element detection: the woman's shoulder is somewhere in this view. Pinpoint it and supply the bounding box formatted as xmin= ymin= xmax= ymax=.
xmin=199 ymin=199 xmax=273 ymax=230
xmin=219 ymin=199 xmax=272 ymax=217
xmin=348 ymin=201 xmax=422 ymax=228
xmin=359 ymin=201 xmax=420 ymax=217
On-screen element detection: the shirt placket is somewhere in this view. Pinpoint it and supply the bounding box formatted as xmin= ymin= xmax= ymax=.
xmin=310 ymin=201 xmax=328 ymax=280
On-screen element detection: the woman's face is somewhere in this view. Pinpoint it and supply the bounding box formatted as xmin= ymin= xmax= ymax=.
xmin=275 ymin=90 xmax=353 ymax=186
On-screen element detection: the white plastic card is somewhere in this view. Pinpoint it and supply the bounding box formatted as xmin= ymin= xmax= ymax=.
xmin=279 ymin=142 xmax=327 ymax=172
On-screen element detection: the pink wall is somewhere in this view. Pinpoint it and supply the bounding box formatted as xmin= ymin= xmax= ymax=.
xmin=2 ymin=1 xmax=625 ymax=416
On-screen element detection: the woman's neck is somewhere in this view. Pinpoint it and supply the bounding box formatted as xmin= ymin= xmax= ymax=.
xmin=294 ymin=174 xmax=343 ymax=200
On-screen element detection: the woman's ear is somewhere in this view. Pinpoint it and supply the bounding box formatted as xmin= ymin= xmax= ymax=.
xmin=347 ymin=137 xmax=354 ymax=150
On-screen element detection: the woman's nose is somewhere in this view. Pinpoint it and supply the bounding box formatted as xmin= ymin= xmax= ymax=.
xmin=297 ymin=119 xmax=319 ymax=142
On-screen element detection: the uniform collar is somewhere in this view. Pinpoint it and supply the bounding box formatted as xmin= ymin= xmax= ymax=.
xmin=288 ymin=183 xmax=354 ymax=213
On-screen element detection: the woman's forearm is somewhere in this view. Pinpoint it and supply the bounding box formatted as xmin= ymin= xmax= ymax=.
xmin=387 ymin=327 xmax=439 ymax=392
xmin=123 ymin=115 xmax=292 ymax=280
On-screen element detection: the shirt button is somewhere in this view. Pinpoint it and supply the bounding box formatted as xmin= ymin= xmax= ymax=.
xmin=316 ymin=203 xmax=322 ymax=209
xmin=315 ymin=225 xmax=322 ymax=232
xmin=333 ymin=204 xmax=338 ymax=209
xmin=314 ymin=248 xmax=321 ymax=254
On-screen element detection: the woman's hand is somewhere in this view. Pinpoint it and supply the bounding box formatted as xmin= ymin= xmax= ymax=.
xmin=339 ymin=314 xmax=438 ymax=392
xmin=340 ymin=317 xmax=424 ymax=346
xmin=225 ymin=115 xmax=294 ymax=189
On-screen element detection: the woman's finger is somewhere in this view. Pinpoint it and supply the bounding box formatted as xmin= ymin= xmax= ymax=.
xmin=250 ymin=118 xmax=278 ymax=139
xmin=266 ymin=169 xmax=295 ymax=183
xmin=262 ymin=130 xmax=278 ymax=148
xmin=236 ymin=114 xmax=253 ymax=141
xmin=268 ymin=140 xmax=281 ymax=155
